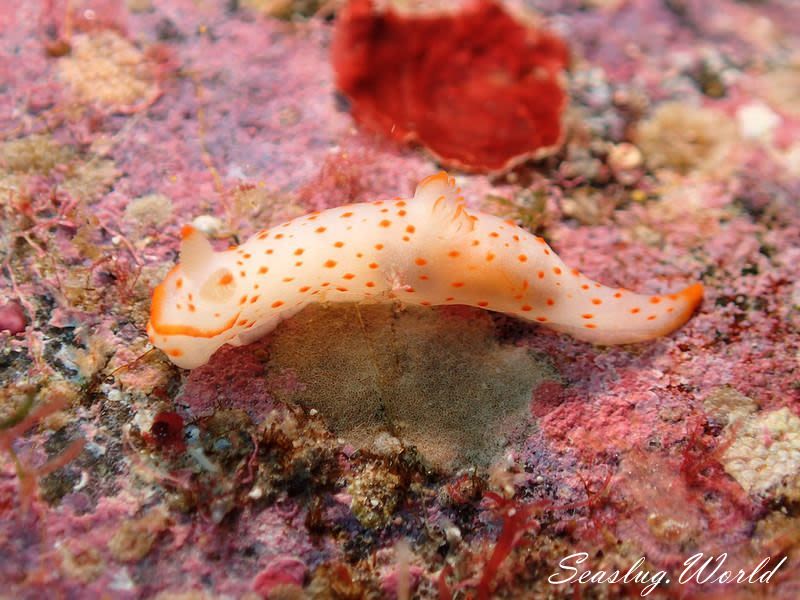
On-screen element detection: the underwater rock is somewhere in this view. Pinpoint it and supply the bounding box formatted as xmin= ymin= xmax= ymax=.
xmin=3 ymin=0 xmax=800 ymax=596
xmin=332 ymin=0 xmax=569 ymax=173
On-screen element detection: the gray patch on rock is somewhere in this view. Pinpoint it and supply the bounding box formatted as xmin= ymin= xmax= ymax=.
xmin=264 ymin=303 xmax=556 ymax=471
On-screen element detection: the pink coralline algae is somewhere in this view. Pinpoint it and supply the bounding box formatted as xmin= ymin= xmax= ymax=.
xmin=0 ymin=301 xmax=26 ymax=334
xmin=252 ymin=556 xmax=307 ymax=596
xmin=332 ymin=0 xmax=570 ymax=173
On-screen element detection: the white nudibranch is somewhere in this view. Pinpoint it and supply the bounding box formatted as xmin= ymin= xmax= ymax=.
xmin=147 ymin=172 xmax=704 ymax=368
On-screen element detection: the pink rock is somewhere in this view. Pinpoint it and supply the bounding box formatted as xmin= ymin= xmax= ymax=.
xmin=380 ymin=565 xmax=423 ymax=597
xmin=252 ymin=556 xmax=306 ymax=598
xmin=530 ymin=380 xmax=565 ymax=418
xmin=0 ymin=301 xmax=26 ymax=334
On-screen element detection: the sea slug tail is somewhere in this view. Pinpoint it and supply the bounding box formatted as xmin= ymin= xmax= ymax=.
xmin=544 ymin=281 xmax=704 ymax=345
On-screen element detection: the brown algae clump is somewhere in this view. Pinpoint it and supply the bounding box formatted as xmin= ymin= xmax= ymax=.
xmin=635 ymin=102 xmax=738 ymax=175
xmin=124 ymin=193 xmax=174 ymax=231
xmin=722 ymin=407 xmax=800 ymax=500
xmin=347 ymin=460 xmax=404 ymax=528
xmin=704 ymin=387 xmax=800 ymax=501
xmin=264 ymin=304 xmax=556 ymax=471
xmin=241 ymin=0 xmax=325 ymax=19
xmin=761 ymin=66 xmax=800 ymax=118
xmin=58 ymin=31 xmax=159 ymax=111
xmin=0 ymin=134 xmax=117 ymax=202
xmin=0 ymin=134 xmax=75 ymax=175
xmin=107 ymin=506 xmax=171 ymax=562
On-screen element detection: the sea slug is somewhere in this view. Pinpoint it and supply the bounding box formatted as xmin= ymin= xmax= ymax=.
xmin=147 ymin=173 xmax=703 ymax=368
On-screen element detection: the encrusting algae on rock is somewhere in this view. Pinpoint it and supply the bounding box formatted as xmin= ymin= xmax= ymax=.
xmin=148 ymin=172 xmax=704 ymax=369
xmin=263 ymin=303 xmax=555 ymax=470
